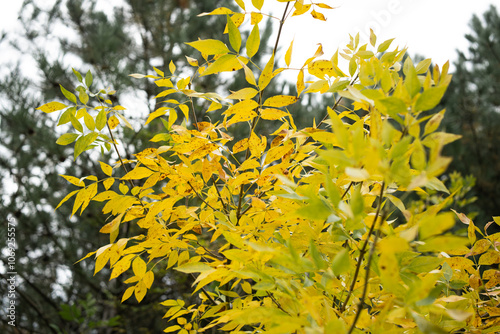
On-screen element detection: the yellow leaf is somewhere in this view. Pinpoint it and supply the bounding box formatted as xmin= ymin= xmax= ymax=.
xmin=226 ymin=87 xmax=259 ymax=100
xmin=292 ymin=4 xmax=311 ymax=16
xmin=224 ymin=99 xmax=259 ymax=116
xmin=99 ymin=213 xmax=123 ymax=234
xmin=311 ymin=10 xmax=326 ymax=21
xmin=246 ymin=24 xmax=260 ymax=58
xmin=143 ymin=271 xmax=154 ymax=289
xmin=179 ymin=104 xmax=189 ymax=120
xmin=419 ymin=212 xmax=455 ymax=240
xmin=99 ymin=161 xmax=113 ymax=176
xmin=249 ymin=132 xmax=266 ymax=158
xmin=316 ymin=3 xmax=335 ymax=9
xmin=37 ymin=101 xmax=67 ymax=113
xmin=233 ymin=138 xmax=249 ymax=154
xmin=94 ymin=247 xmax=111 ymax=275
xmin=201 ymin=54 xmax=243 ymax=76
xmin=240 ymin=60 xmax=257 ymax=86
xmin=185 ymin=39 xmax=229 ymax=55
xmin=251 ymin=0 xmax=264 ymax=10
xmin=345 ymin=167 xmax=370 ymax=182
xmin=264 ymin=143 xmax=293 ymax=165
xmin=234 ymin=0 xmax=245 ymax=10
xmin=132 ymin=257 xmax=147 ymax=278
xmin=308 ymin=60 xmax=336 ymax=78
xmin=169 ymin=60 xmax=176 ymax=74
xmin=198 ymin=7 xmax=234 ymax=16
xmin=479 ymin=250 xmax=500 ymax=265
xmin=60 ymin=174 xmax=85 ymax=187
xmin=207 ymin=101 xmax=222 ymax=112
xmin=238 ymin=158 xmax=260 ymax=170
xmin=110 ymin=254 xmax=134 ymax=280
xmin=444 ymin=257 xmax=475 ymax=271
xmin=258 ymin=54 xmax=275 ymax=91
xmin=190 ymin=143 xmax=219 ymax=161
xmin=122 ymin=167 xmax=155 ymax=180
xmin=121 ymin=286 xmax=135 ymax=303
xmin=103 ymin=177 xmax=114 ymax=190
xmin=155 ymin=78 xmax=173 ymax=87
xmin=92 ymin=190 xmax=119 ymax=202
xmin=251 ymin=12 xmax=263 ymax=25
xmin=134 ymin=281 xmax=147 ymax=302
xmin=108 ymin=115 xmax=120 ymax=129
xmin=185 ymin=56 xmax=198 ymax=67
xmin=145 ymin=107 xmax=169 ymax=125
xmin=297 ymin=69 xmax=305 ymax=96
xmin=55 ymin=190 xmax=79 ymax=210
xmin=74 ymin=249 xmax=97 ymax=264
xmin=241 ymin=281 xmax=252 ymax=294
xmin=226 ymin=110 xmax=257 ymax=127
xmin=260 ymin=108 xmax=288 ymax=120
xmin=263 ymin=95 xmax=298 ymax=108
xmin=80 ymin=183 xmax=98 ymax=214
xmin=285 ymin=39 xmax=294 ymax=67
xmin=379 ymin=252 xmax=403 ymax=294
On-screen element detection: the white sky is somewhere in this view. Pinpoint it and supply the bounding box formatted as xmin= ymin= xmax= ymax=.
xmin=0 ymin=0 xmax=496 ymax=74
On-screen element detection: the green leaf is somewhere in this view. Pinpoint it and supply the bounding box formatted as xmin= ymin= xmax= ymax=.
xmin=415 ymin=86 xmax=447 ymax=112
xmin=74 ymin=132 xmax=98 ymax=159
xmin=246 ymin=24 xmax=260 ymax=58
xmin=69 ymin=113 xmax=83 ymax=133
xmin=377 ymin=97 xmax=406 ymax=124
xmin=78 ymin=91 xmax=89 ymax=105
xmin=186 ymin=39 xmax=229 ymax=55
xmin=201 ymin=54 xmax=240 ymax=76
xmin=174 ymin=262 xmax=213 ymax=273
xmin=331 ymin=249 xmax=350 ymax=276
xmin=60 ymin=84 xmax=77 ymax=104
xmin=227 ymin=15 xmax=241 ymax=52
xmin=412 ymin=313 xmax=448 ymax=334
xmin=72 ymin=68 xmax=83 ymax=82
xmin=406 ymin=256 xmax=444 ymax=273
xmin=377 ymin=38 xmax=395 ymax=53
xmin=404 ymin=58 xmax=421 ymax=98
xmin=251 ymin=0 xmax=264 ymax=10
xmin=85 ymin=70 xmax=93 ymax=88
xmin=95 ymin=109 xmax=107 ymax=131
xmin=56 ymin=133 xmax=79 ymax=146
xmin=415 ymin=58 xmax=432 ymax=74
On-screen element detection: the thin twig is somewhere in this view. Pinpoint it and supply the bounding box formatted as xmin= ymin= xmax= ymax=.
xmin=273 ymin=2 xmax=291 ymax=55
xmin=340 ymin=181 xmax=385 ymax=313
xmin=190 ymin=273 xmax=217 ymax=305
xmin=347 ymin=208 xmax=389 ymax=334
xmin=211 ymin=175 xmax=229 ymax=214
xmin=267 ymin=291 xmax=290 ymax=315
xmin=187 ymin=181 xmax=217 ymax=212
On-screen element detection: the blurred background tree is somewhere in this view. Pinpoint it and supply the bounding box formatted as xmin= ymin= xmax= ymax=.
xmin=0 ymin=0 xmax=241 ymax=332
xmin=441 ymin=4 xmax=500 ymax=225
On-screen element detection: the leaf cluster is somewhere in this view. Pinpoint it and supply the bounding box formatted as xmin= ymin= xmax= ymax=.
xmin=39 ymin=1 xmax=500 ymax=333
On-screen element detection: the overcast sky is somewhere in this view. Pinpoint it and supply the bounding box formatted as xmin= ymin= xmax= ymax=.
xmin=0 ymin=0 xmax=496 ymax=72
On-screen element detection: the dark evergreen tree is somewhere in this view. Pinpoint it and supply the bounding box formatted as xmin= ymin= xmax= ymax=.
xmin=441 ymin=5 xmax=500 ymax=224
xmin=0 ymin=0 xmax=239 ymax=332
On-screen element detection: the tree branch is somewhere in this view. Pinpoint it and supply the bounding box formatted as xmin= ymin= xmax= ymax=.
xmin=340 ymin=181 xmax=385 ymax=313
